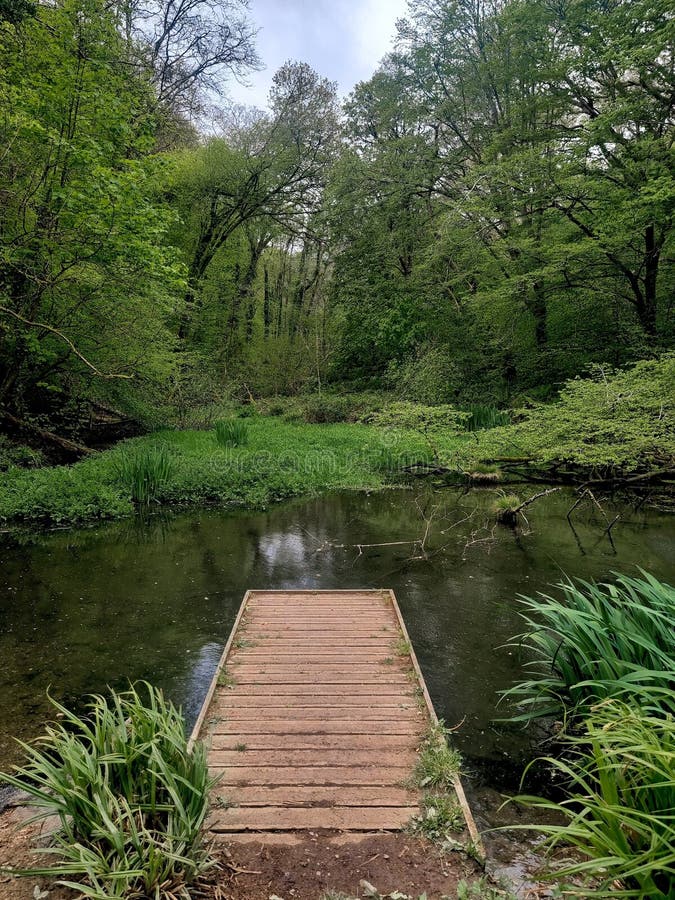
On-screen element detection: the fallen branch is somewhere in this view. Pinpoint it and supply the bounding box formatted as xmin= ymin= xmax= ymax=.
xmin=0 ymin=305 xmax=134 ymax=380
xmin=1 ymin=410 xmax=95 ymax=458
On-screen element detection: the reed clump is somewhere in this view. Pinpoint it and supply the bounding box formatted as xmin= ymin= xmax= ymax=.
xmin=504 ymin=571 xmax=675 ymax=722
xmin=0 ymin=683 xmax=215 ymax=898
xmin=114 ymin=443 xmax=174 ymax=503
xmin=214 ymin=418 xmax=248 ymax=447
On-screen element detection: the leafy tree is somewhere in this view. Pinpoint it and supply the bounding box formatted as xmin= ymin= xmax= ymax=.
xmin=0 ymin=0 xmax=183 ymax=416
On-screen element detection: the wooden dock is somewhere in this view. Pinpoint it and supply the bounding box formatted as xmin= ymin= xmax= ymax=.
xmin=191 ymin=590 xmax=479 ymax=843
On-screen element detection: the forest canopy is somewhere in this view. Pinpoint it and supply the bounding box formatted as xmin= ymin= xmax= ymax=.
xmin=0 ymin=0 xmax=672 ymax=433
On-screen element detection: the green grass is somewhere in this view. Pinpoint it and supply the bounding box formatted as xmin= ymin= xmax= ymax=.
xmin=0 ymin=683 xmax=215 ymax=897
xmin=214 ymin=418 xmax=248 ymax=447
xmin=503 ymin=571 xmax=675 ymax=723
xmin=0 ymin=419 xmax=465 ymax=527
xmin=413 ymin=721 xmax=463 ymax=792
xmin=113 ymin=443 xmax=175 ymax=503
xmin=462 ymin=404 xmax=510 ymax=431
xmin=409 ymin=792 xmax=465 ymax=840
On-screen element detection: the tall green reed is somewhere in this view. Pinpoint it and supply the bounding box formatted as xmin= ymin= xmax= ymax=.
xmin=0 ymin=683 xmax=216 ymax=898
xmin=514 ymin=701 xmax=675 ymax=898
xmin=462 ymin=404 xmax=510 ymax=431
xmin=114 ymin=444 xmax=175 ymax=503
xmin=503 ymin=571 xmax=675 ymax=722
xmin=214 ymin=418 xmax=248 ymax=447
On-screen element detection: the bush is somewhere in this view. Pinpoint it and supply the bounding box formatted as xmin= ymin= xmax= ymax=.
xmin=504 ymin=571 xmax=675 ymax=723
xmin=113 ymin=444 xmax=175 ymax=503
xmin=517 ymin=701 xmax=675 ymax=899
xmin=214 ymin=418 xmax=248 ymax=447
xmin=0 ymin=684 xmax=215 ymax=898
xmin=474 ymin=355 xmax=675 ymax=473
xmin=387 ymin=346 xmax=462 ymax=404
xmin=0 ymin=436 xmax=45 ymax=470
xmin=300 ymin=394 xmax=353 ymax=424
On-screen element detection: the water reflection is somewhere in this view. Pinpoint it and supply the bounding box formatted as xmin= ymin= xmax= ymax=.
xmin=1 ymin=487 xmax=672 ymax=788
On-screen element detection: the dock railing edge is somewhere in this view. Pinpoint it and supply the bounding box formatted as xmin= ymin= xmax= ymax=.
xmin=187 ymin=589 xmax=252 ymax=752
xmin=386 ymin=589 xmax=485 ymax=858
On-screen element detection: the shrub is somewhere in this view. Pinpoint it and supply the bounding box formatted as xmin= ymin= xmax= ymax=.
xmin=300 ymin=394 xmax=353 ymax=424
xmin=474 ymin=354 xmax=675 ymax=473
xmin=0 ymin=684 xmax=215 ymax=898
xmin=113 ymin=443 xmax=175 ymax=503
xmin=504 ymin=572 xmax=675 ymax=723
xmin=516 ymin=701 xmax=675 ymax=899
xmin=214 ymin=418 xmax=248 ymax=447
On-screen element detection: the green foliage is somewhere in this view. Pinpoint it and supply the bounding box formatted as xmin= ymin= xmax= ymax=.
xmin=409 ymin=793 xmax=464 ymax=841
xmin=0 ymin=436 xmax=45 ymax=470
xmin=214 ymin=418 xmax=248 ymax=447
xmin=516 ymin=702 xmax=675 ymax=899
xmin=113 ymin=444 xmax=175 ymax=504
xmin=466 ymin=355 xmax=675 ymax=474
xmin=413 ymin=721 xmax=463 ymax=792
xmin=0 ymin=420 xmax=455 ymax=526
xmin=299 ymin=394 xmax=353 ymax=424
xmin=456 ymin=879 xmax=518 ymax=900
xmin=0 ymin=0 xmax=184 ymax=414
xmin=366 ymin=402 xmax=470 ymax=434
xmin=387 ymin=347 xmax=463 ymax=405
xmin=504 ymin=572 xmax=675 ymax=723
xmin=0 ymin=683 xmax=214 ymax=898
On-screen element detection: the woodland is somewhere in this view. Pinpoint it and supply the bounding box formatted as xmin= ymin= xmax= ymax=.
xmin=0 ymin=0 xmax=672 ymax=458
xmin=0 ymin=4 xmax=674 ymax=898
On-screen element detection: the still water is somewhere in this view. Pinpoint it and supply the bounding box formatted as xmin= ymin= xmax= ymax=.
xmin=1 ymin=486 xmax=673 ymax=861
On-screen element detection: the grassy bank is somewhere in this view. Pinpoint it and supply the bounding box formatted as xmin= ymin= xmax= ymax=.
xmin=1 ymin=357 xmax=672 ymax=528
xmin=0 ymin=419 xmax=454 ymax=526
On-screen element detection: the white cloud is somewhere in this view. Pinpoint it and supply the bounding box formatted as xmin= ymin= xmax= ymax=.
xmin=225 ymin=0 xmax=409 ymax=110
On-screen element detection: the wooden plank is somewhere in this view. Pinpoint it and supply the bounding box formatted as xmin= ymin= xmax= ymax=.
xmin=193 ymin=589 xmax=477 ymax=843
xmin=210 ymin=766 xmax=412 ymax=786
xmin=209 ymin=749 xmax=417 ymax=768
xmin=220 ymin=709 xmax=422 ymax=723
xmin=227 ymin=684 xmax=414 ymax=697
xmin=218 ymin=786 xmax=419 ymax=807
xmin=208 ymin=807 xmax=416 ymax=832
xmin=209 ymin=720 xmax=422 ymax=735
xmin=215 ymin=695 xmax=414 ymax=707
xmin=209 ymin=734 xmax=419 ymax=752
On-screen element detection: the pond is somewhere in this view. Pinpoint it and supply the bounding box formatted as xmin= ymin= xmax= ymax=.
xmin=1 ymin=485 xmax=673 ymax=877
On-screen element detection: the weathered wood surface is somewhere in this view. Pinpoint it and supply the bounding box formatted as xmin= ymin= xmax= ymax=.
xmin=193 ymin=589 xmax=479 ymax=843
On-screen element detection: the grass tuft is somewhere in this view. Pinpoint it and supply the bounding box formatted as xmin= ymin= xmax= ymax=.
xmin=214 ymin=418 xmax=249 ymax=447
xmin=0 ymin=683 xmax=215 ymax=897
xmin=113 ymin=443 xmax=174 ymax=503
xmin=413 ymin=721 xmax=462 ymax=791
xmin=503 ymin=571 xmax=675 ymax=723
xmin=514 ymin=700 xmax=675 ymax=898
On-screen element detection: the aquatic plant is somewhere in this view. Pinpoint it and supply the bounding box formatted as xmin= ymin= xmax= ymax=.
xmin=504 ymin=571 xmax=675 ymax=722
xmin=490 ymin=493 xmax=521 ymax=526
xmin=214 ymin=417 xmax=248 ymax=447
xmin=462 ymin=404 xmax=510 ymax=432
xmin=114 ymin=443 xmax=174 ymax=503
xmin=0 ymin=683 xmax=215 ymax=898
xmin=515 ymin=701 xmax=675 ymax=898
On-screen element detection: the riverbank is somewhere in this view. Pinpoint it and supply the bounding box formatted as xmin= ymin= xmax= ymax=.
xmin=0 ymin=420 xmax=441 ymax=527
xmin=1 ymin=356 xmax=672 ymax=529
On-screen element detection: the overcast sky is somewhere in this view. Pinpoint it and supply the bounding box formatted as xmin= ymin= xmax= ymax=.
xmin=227 ymin=0 xmax=409 ymax=109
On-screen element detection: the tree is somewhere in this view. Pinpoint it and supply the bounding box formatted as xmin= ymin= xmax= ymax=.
xmin=113 ymin=0 xmax=260 ymax=118
xmin=0 ymin=0 xmax=183 ymax=416
xmin=171 ymin=61 xmax=339 ymax=338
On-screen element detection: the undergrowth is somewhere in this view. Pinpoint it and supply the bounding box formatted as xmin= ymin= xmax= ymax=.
xmin=0 ymin=683 xmax=215 ymax=898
